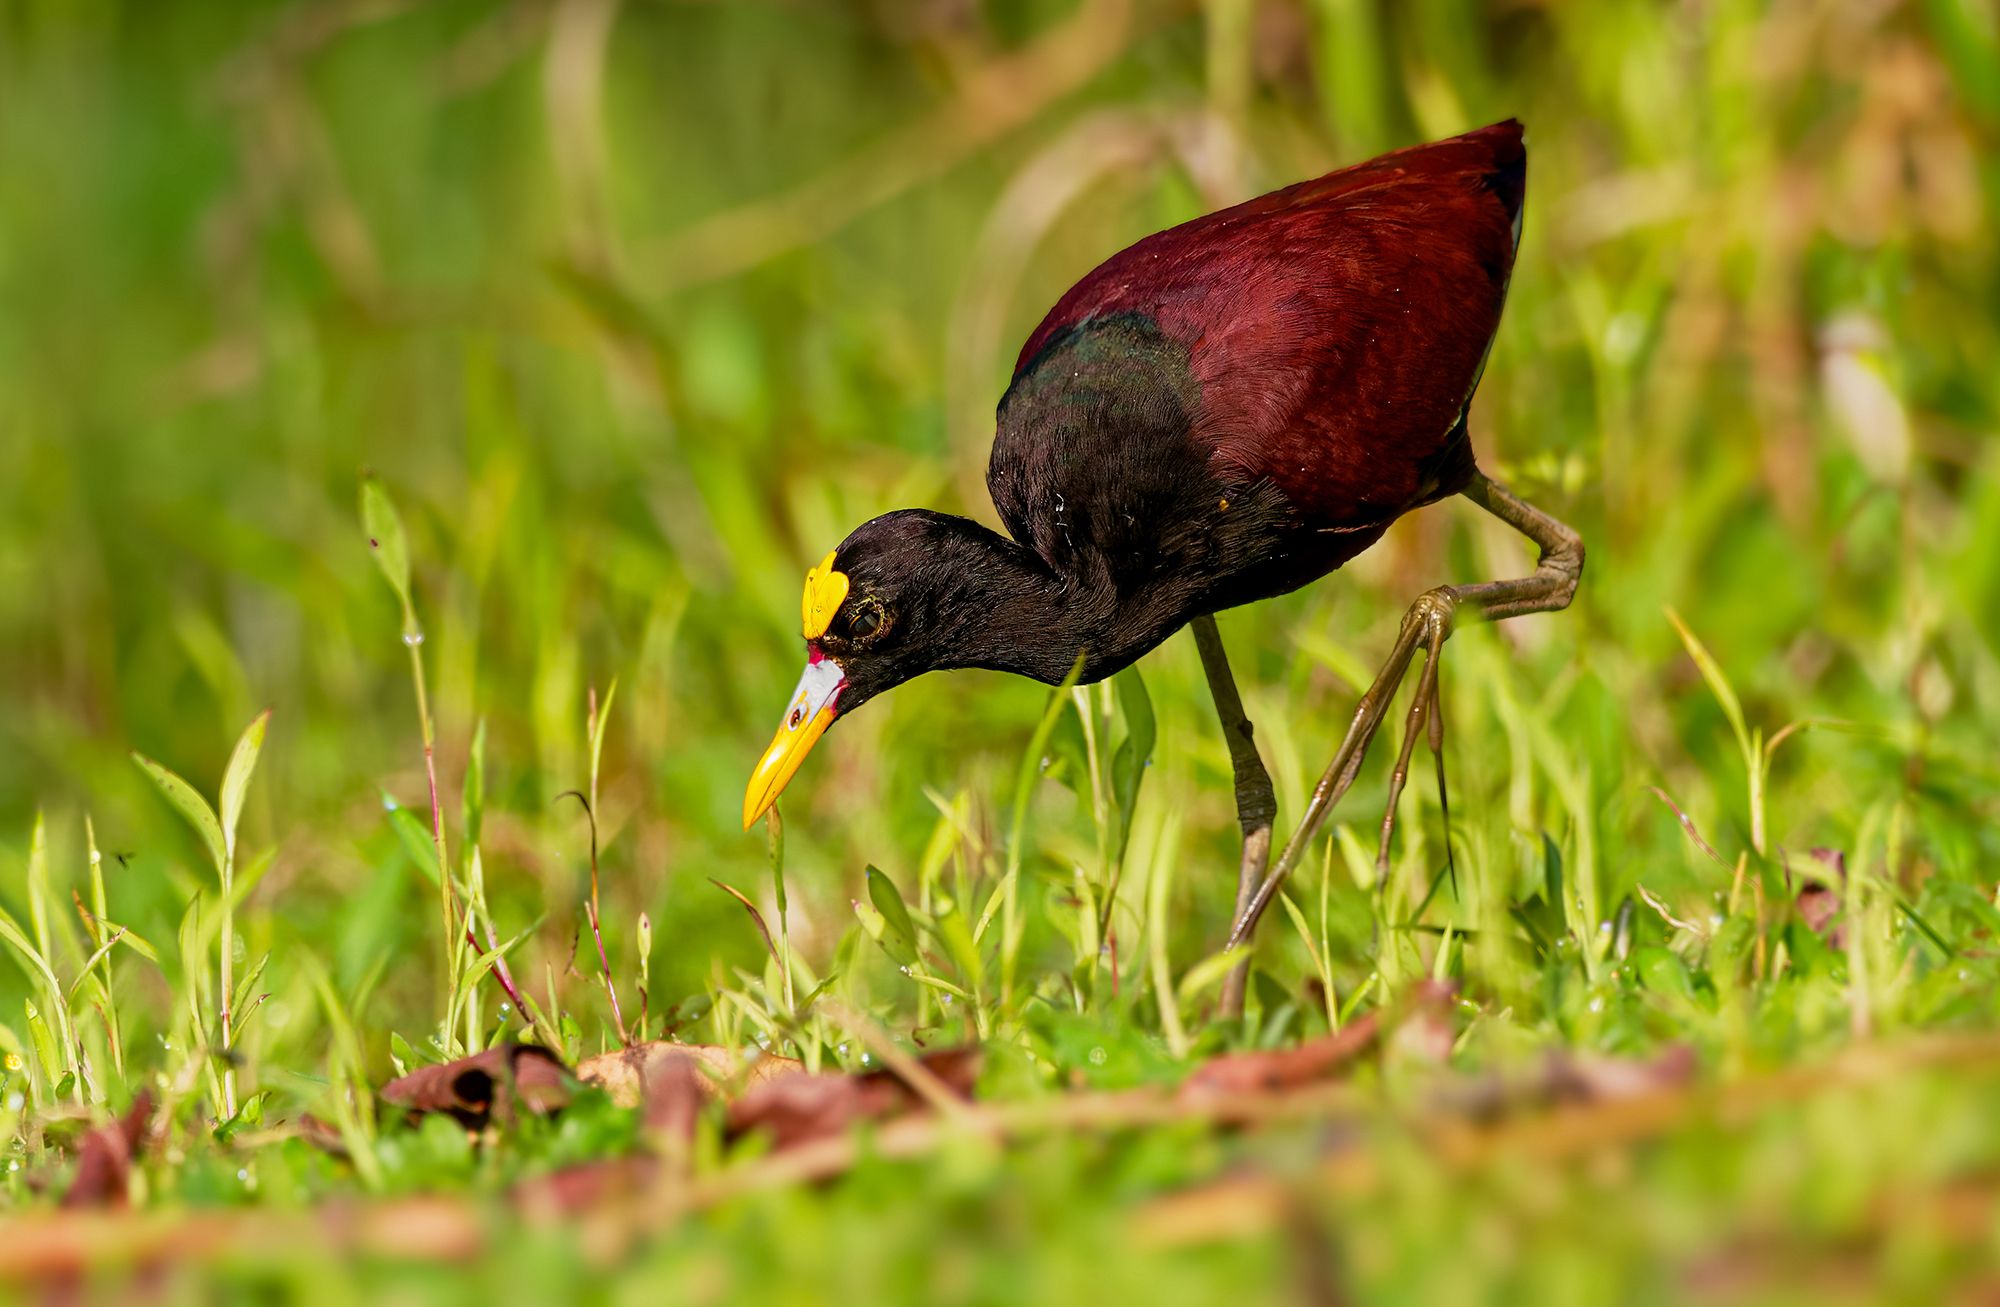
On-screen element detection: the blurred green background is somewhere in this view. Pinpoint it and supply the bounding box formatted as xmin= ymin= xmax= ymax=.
xmin=2 ymin=0 xmax=1998 ymax=1125
xmin=5 ymin=0 xmax=2000 ymax=1298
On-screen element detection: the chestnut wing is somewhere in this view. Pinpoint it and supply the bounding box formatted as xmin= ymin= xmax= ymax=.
xmin=1010 ymin=121 xmax=1525 ymax=530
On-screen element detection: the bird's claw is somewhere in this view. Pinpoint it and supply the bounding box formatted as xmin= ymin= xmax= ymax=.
xmin=1374 ymin=602 xmax=1454 ymax=887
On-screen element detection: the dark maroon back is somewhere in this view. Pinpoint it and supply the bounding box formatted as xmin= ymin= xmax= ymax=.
xmin=1013 ymin=120 xmax=1524 ymax=532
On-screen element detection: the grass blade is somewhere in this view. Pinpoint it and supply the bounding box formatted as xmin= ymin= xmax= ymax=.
xmin=710 ymin=879 xmax=780 ymax=964
xmin=867 ymin=865 xmax=920 ymax=961
xmin=1177 ymin=945 xmax=1254 ymax=1010
xmin=219 ymin=709 xmax=271 ymax=858
xmin=360 ymin=473 xmax=415 ymax=624
xmin=134 ymin=753 xmax=226 ymax=876
xmin=1665 ymin=607 xmax=1753 ymax=766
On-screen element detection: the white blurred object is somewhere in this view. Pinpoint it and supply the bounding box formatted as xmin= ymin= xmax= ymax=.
xmin=1817 ymin=309 xmax=1912 ymax=483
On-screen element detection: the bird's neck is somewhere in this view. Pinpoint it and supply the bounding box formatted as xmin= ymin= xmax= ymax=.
xmin=930 ymin=519 xmax=1185 ymax=685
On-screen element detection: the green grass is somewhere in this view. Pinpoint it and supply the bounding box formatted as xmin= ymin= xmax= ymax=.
xmin=2 ymin=0 xmax=1999 ymax=1301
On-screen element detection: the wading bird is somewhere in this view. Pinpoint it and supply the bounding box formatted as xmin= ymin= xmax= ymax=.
xmin=744 ymin=121 xmax=1582 ymax=997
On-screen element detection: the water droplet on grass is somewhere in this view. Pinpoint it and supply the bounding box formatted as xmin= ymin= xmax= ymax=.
xmin=403 ymin=631 xmax=425 ymax=647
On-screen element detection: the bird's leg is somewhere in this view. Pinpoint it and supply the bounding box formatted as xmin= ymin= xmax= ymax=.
xmin=1192 ymin=616 xmax=1277 ymax=915
xmin=1191 ymin=615 xmax=1277 ymax=1020
xmin=1226 ymin=471 xmax=1583 ymax=954
xmin=1374 ymin=617 xmax=1446 ymax=882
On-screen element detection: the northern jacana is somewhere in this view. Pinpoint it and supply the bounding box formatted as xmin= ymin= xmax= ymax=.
xmin=744 ymin=121 xmax=1582 ymax=1001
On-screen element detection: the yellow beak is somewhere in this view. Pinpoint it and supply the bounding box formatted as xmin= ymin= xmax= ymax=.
xmin=743 ymin=655 xmax=846 ymax=829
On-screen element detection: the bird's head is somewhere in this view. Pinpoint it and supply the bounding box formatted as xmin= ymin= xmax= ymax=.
xmin=743 ymin=510 xmax=1012 ymax=829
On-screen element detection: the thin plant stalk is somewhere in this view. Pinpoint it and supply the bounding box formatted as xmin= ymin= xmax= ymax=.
xmin=768 ymin=809 xmax=795 ymax=1015
xmin=1072 ymin=686 xmax=1109 ymax=974
xmin=588 ymin=683 xmax=630 ymax=1043
xmin=405 ymin=632 xmax=462 ymax=1044
xmin=218 ymin=840 xmax=237 ymax=1116
xmin=363 ymin=475 xmax=464 ymax=1047
xmin=982 ymin=653 xmax=1087 ymax=1013
xmin=83 ymin=818 xmax=124 ymax=1080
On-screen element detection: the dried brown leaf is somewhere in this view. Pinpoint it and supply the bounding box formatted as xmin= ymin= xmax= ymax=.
xmin=293 ymin=1112 xmax=349 ymax=1159
xmin=576 ymin=1041 xmax=801 ymax=1109
xmin=725 ymin=1047 xmax=981 ymax=1151
xmin=641 ymin=1053 xmax=707 ymax=1141
xmin=1544 ymin=1044 xmax=1699 ymax=1104
xmin=1177 ymin=1015 xmax=1380 ymax=1101
xmin=379 ymin=1044 xmax=571 ymax=1129
xmin=59 ymin=1090 xmax=153 ymax=1209
xmin=1388 ymin=979 xmax=1460 ymax=1068
xmin=514 ymin=1158 xmax=658 ymax=1218
xmin=1799 ymin=847 xmax=1848 ymax=947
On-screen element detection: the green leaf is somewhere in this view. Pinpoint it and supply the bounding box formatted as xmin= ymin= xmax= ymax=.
xmin=462 ymin=718 xmax=487 ymax=851
xmin=797 ymin=971 xmax=842 ymax=1012
xmin=0 ymin=907 xmax=65 ymax=1033
xmin=93 ymin=917 xmax=159 ymax=966
xmin=297 ymin=949 xmax=385 ymax=1188
xmin=1665 ymin=607 xmax=1753 ymax=768
xmin=935 ymin=899 xmax=985 ymax=991
xmin=587 ymin=678 xmax=618 ymax=796
xmin=233 ymin=951 xmax=270 ymax=1022
xmin=1336 ymin=822 xmax=1377 ymax=891
xmin=1895 ymin=896 xmax=1956 ymax=960
xmin=175 ymin=892 xmax=212 ymax=1016
xmin=451 ymin=918 xmax=539 ymax=1016
xmin=867 ymin=865 xmax=919 ymax=961
xmin=1276 ymin=890 xmax=1326 ymax=974
xmin=134 ymin=753 xmax=226 ymax=876
xmin=26 ymin=811 xmax=51 ymax=962
xmin=905 ymin=971 xmax=974 ymax=1002
xmin=213 ymin=1089 xmax=271 ymax=1144
xmin=1110 ymin=666 xmax=1156 ymax=822
xmin=384 ymin=795 xmax=441 ymax=886
xmin=1176 ymin=945 xmax=1254 ymax=1008
xmin=23 ymin=999 xmax=60 ymax=1088
xmin=1633 ymin=946 xmax=1696 ymax=1003
xmin=767 ymin=807 xmax=787 ymax=921
xmin=360 ymin=474 xmax=414 ymax=619
xmin=66 ymin=929 xmax=131 ymax=1004
xmin=219 ymin=710 xmax=271 ymax=858
xmin=85 ymin=814 xmax=108 ymax=939
xmin=389 ymin=1031 xmax=420 ymax=1076
xmin=984 ymin=651 xmax=1090 ymax=949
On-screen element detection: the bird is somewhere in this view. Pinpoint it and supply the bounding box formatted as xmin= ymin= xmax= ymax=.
xmin=743 ymin=121 xmax=1582 ymax=1001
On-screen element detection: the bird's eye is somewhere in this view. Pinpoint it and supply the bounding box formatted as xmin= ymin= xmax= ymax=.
xmin=846 ymin=605 xmax=882 ymax=640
